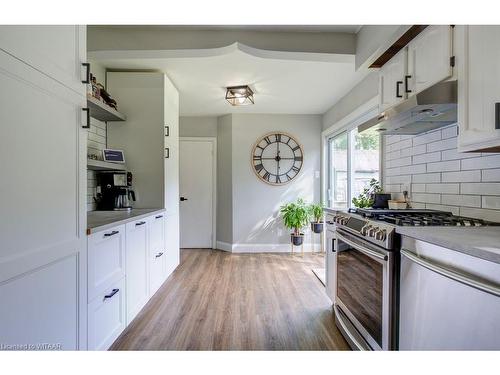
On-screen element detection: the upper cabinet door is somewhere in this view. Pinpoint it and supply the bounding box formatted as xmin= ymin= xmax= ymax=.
xmin=407 ymin=25 xmax=453 ymax=95
xmin=0 ymin=26 xmax=86 ymax=96
xmin=457 ymin=26 xmax=500 ymax=152
xmin=379 ymin=47 xmax=407 ymax=111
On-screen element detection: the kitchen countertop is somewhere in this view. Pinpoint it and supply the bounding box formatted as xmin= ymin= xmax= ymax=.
xmin=87 ymin=208 xmax=165 ymax=234
xmin=397 ymin=226 xmax=500 ymax=264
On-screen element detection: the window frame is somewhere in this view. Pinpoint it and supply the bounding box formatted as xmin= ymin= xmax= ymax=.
xmin=322 ymin=102 xmax=383 ymax=210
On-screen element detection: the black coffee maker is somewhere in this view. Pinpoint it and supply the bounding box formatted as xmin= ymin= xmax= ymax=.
xmin=95 ymin=171 xmax=136 ymax=211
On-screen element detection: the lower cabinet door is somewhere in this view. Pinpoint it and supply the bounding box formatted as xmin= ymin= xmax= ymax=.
xmin=87 ymin=278 xmax=126 ymax=351
xmin=149 ymin=214 xmax=166 ymax=295
xmin=125 ymin=219 xmax=149 ymax=324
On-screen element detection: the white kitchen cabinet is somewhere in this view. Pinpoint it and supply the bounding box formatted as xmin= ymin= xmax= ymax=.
xmin=0 ymin=26 xmax=87 ymax=95
xmin=149 ymin=214 xmax=167 ymax=295
xmin=165 ymin=212 xmax=180 ymax=277
xmin=125 ymin=219 xmax=149 ymax=324
xmin=407 ymin=25 xmax=454 ymax=95
xmin=87 ymin=278 xmax=126 ymax=351
xmin=379 ymin=47 xmax=407 ymax=111
xmin=88 ymin=224 xmax=126 ymax=302
xmin=457 ymin=25 xmax=500 ymax=152
xmin=0 ymin=26 xmax=87 ymax=350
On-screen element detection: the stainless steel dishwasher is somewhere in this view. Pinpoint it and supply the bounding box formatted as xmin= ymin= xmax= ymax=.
xmin=399 ymin=236 xmax=500 ymax=350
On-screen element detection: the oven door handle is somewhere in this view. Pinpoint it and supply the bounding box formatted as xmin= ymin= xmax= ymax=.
xmin=336 ymin=232 xmax=388 ymax=261
xmin=401 ymin=249 xmax=500 ymax=297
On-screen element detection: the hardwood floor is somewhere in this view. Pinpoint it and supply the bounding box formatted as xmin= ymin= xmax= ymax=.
xmin=110 ymin=249 xmax=349 ymax=350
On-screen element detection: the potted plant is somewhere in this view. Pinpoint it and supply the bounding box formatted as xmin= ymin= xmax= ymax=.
xmin=352 ymin=178 xmax=383 ymax=208
xmin=308 ymin=203 xmax=325 ymax=233
xmin=280 ymin=198 xmax=309 ymax=246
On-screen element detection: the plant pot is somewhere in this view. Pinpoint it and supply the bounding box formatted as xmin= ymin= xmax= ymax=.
xmin=311 ymin=221 xmax=324 ymax=234
xmin=291 ymin=233 xmax=304 ymax=246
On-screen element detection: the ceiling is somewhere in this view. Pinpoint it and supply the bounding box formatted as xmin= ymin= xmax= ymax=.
xmin=93 ymin=44 xmax=366 ymax=116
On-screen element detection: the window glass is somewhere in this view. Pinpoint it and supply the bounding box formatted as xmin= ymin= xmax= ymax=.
xmin=352 ymin=127 xmax=380 ymax=199
xmin=328 ymin=127 xmax=380 ymax=209
xmin=328 ymin=132 xmax=348 ymax=209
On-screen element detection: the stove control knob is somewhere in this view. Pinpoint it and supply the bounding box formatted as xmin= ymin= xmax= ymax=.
xmin=375 ymin=229 xmax=387 ymax=241
xmin=368 ymin=227 xmax=377 ymax=237
xmin=360 ymin=224 xmax=370 ymax=236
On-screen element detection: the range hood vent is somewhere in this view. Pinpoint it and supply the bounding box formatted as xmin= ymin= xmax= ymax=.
xmin=358 ymin=80 xmax=457 ymax=135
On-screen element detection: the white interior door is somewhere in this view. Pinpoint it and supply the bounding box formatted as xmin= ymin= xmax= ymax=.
xmin=179 ymin=139 xmax=215 ymax=248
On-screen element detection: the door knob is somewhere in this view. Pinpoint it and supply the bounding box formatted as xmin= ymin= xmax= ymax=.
xmin=180 ymin=197 xmax=188 ymax=201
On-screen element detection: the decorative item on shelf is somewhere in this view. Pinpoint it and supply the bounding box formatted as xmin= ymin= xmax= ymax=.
xmin=91 ymin=75 xmax=101 ymax=99
xmin=352 ymin=178 xmax=383 ymax=208
xmin=97 ymin=83 xmax=118 ymax=110
xmin=225 ymin=85 xmax=254 ymax=106
xmin=280 ymin=198 xmax=309 ymax=256
xmin=87 ymin=153 xmax=100 ymax=161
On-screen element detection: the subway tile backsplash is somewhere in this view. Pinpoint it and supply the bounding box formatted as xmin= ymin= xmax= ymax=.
xmin=383 ymin=124 xmax=500 ymax=222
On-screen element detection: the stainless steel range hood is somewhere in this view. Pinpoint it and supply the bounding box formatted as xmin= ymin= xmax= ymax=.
xmin=358 ymin=80 xmax=457 ymax=135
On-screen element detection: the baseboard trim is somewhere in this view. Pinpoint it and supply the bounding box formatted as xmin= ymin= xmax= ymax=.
xmin=215 ymin=241 xmax=233 ymax=252
xmin=215 ymin=241 xmax=323 ymax=253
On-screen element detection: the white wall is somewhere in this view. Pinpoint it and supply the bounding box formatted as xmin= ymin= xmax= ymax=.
xmin=180 ymin=116 xmax=218 ymax=137
xmin=216 ymin=115 xmax=233 ymax=245
xmin=229 ymin=114 xmax=322 ymax=251
xmin=322 ymin=71 xmax=379 ymax=131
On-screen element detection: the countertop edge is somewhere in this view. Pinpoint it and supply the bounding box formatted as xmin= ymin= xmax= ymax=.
xmin=87 ymin=208 xmax=166 ymax=235
xmin=396 ymin=227 xmax=500 ymax=265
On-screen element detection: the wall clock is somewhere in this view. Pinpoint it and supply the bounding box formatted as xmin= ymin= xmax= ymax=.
xmin=251 ymin=132 xmax=304 ymax=185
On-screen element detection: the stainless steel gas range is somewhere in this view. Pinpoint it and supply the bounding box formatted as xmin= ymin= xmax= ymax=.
xmin=325 ymin=208 xmax=500 ymax=351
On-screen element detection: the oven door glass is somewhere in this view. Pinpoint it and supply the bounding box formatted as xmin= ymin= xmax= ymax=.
xmin=336 ymin=238 xmax=384 ymax=348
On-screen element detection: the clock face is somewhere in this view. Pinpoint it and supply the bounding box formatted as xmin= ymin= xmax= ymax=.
xmin=251 ymin=132 xmax=304 ymax=185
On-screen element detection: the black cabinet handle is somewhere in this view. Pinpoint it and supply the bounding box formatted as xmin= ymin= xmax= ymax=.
xmin=136 ymin=221 xmax=146 ymax=226
xmin=180 ymin=197 xmax=188 ymax=201
xmin=82 ymin=108 xmax=90 ymax=129
xmin=165 ymin=147 xmax=170 ymax=159
xmin=82 ymin=62 xmax=91 ymax=84
xmin=104 ymin=288 xmax=119 ymax=300
xmin=496 ymin=103 xmax=500 ymax=130
xmin=155 ymin=215 xmax=163 ymax=219
xmin=104 ymin=230 xmax=119 ymax=237
xmin=155 ymin=252 xmax=164 ymax=258
xmin=165 ymin=125 xmax=169 ymax=136
xmin=404 ymin=75 xmax=412 ymax=93
xmin=396 ymin=81 xmax=403 ymax=98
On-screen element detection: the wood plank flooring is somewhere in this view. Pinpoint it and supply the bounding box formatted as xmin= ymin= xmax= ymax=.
xmin=110 ymin=249 xmax=349 ymax=350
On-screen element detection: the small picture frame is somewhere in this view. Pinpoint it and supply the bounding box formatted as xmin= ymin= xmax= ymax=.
xmin=102 ymin=149 xmax=125 ymax=164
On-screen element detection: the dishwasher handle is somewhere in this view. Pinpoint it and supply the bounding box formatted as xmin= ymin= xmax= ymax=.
xmin=401 ymin=249 xmax=500 ymax=297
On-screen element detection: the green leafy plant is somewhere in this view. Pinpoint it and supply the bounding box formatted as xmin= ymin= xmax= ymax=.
xmin=280 ymin=198 xmax=310 ymax=236
xmin=308 ymin=203 xmax=324 ymax=223
xmin=352 ymin=179 xmax=382 ymax=208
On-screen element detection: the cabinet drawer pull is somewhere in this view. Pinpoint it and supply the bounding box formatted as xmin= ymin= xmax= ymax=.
xmin=404 ymin=75 xmax=412 ymax=93
xmin=135 ymin=221 xmax=146 ymax=226
xmin=82 ymin=107 xmax=90 ymax=129
xmin=165 ymin=125 xmax=169 ymax=136
xmin=155 ymin=215 xmax=163 ymax=219
xmin=104 ymin=230 xmax=119 ymax=237
xmin=155 ymin=252 xmax=164 ymax=258
xmin=396 ymin=80 xmax=403 ymax=98
xmin=165 ymin=147 xmax=170 ymax=159
xmin=82 ymin=62 xmax=91 ymax=84
xmin=103 ymin=288 xmax=119 ymax=300
xmin=496 ymin=103 xmax=500 ymax=130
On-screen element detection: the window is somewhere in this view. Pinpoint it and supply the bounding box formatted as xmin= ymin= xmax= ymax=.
xmin=328 ymin=127 xmax=380 ymax=209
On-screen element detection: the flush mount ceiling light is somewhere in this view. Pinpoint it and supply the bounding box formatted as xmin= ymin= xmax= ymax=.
xmin=225 ymin=85 xmax=254 ymax=106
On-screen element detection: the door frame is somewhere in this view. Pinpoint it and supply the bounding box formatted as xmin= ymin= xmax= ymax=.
xmin=179 ymin=137 xmax=217 ymax=249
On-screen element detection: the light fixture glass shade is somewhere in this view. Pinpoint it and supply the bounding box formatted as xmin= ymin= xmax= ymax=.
xmin=225 ymin=85 xmax=254 ymax=106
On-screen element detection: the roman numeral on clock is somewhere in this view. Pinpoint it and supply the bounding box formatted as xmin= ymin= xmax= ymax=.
xmin=294 ymin=156 xmax=303 ymax=162
xmin=263 ymin=172 xmax=271 ymax=181
xmin=264 ymin=137 xmax=272 ymax=145
xmin=255 ymin=163 xmax=264 ymax=172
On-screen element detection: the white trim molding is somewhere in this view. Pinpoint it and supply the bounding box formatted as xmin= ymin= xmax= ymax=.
xmin=215 ymin=241 xmax=322 ymax=253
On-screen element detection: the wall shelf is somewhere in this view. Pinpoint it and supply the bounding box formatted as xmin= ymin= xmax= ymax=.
xmin=87 ymin=159 xmax=126 ymax=171
xmin=87 ymin=95 xmax=126 ymax=122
